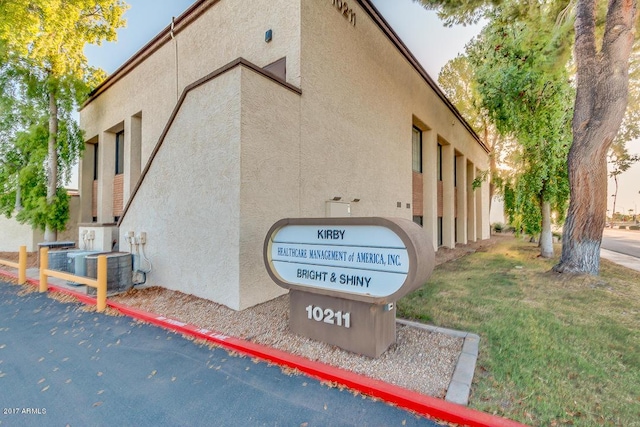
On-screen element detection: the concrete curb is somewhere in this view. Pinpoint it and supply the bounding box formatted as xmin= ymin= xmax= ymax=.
xmin=600 ymin=248 xmax=640 ymax=272
xmin=0 ymin=269 xmax=527 ymax=427
xmin=396 ymin=318 xmax=480 ymax=406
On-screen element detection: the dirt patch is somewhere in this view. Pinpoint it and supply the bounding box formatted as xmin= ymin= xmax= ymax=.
xmin=434 ymin=233 xmax=511 ymax=265
xmin=0 ymin=251 xmax=40 ymax=269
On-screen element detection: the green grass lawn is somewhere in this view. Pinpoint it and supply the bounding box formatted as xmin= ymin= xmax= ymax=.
xmin=398 ymin=237 xmax=640 ymax=427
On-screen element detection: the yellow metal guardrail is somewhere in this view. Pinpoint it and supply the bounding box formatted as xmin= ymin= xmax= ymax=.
xmin=39 ymin=247 xmax=108 ymax=312
xmin=0 ymin=246 xmax=108 ymax=312
xmin=0 ymin=245 xmax=27 ymax=284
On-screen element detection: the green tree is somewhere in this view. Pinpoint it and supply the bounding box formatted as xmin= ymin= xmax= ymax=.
xmin=0 ymin=0 xmax=126 ymax=240
xmin=438 ymin=54 xmax=508 ymax=211
xmin=468 ymin=11 xmax=573 ymax=258
xmin=418 ymin=0 xmax=639 ymax=274
xmin=557 ymin=0 xmax=638 ymax=274
xmin=1 ymin=62 xmax=83 ymax=232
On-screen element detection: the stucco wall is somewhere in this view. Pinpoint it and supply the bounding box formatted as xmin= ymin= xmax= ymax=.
xmin=0 ymin=195 xmax=80 ymax=252
xmin=178 ymin=0 xmax=301 ymax=89
xmin=80 ymin=41 xmax=176 ymax=164
xmin=80 ymin=0 xmax=491 ymax=309
xmin=238 ymin=67 xmax=302 ymax=309
xmin=299 ymin=0 xmax=490 ymax=242
xmin=119 ymin=69 xmax=243 ymax=309
xmin=80 ymin=0 xmax=301 ymax=176
xmin=118 ymin=64 xmax=302 ymax=310
xmin=0 ymin=217 xmax=42 ymax=252
xmin=58 ymin=194 xmax=81 ymax=244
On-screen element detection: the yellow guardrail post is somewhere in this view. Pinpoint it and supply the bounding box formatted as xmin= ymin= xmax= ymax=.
xmin=18 ymin=245 xmax=27 ymax=285
xmin=96 ymin=255 xmax=107 ymax=312
xmin=39 ymin=247 xmax=48 ymax=292
xmin=16 ymin=246 xmax=109 ymax=312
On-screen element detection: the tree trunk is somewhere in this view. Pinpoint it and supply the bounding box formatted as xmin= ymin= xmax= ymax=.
xmin=554 ymin=0 xmax=636 ymax=274
xmin=540 ymin=199 xmax=554 ymax=258
xmin=44 ymin=88 xmax=58 ymax=242
xmin=611 ymin=174 xmax=618 ymax=225
xmin=554 ymin=151 xmax=607 ymax=273
xmin=14 ymin=182 xmax=22 ymax=211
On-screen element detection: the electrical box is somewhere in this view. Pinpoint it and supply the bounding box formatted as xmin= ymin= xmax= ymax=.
xmin=325 ymin=201 xmax=351 ymax=217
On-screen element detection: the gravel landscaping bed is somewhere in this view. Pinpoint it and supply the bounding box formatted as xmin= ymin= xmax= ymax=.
xmin=110 ymin=236 xmax=507 ymax=398
xmin=112 ymin=287 xmax=462 ymax=398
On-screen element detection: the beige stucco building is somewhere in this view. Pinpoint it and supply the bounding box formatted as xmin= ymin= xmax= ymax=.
xmin=0 ymin=193 xmax=80 ymax=252
xmin=78 ymin=0 xmax=491 ymax=310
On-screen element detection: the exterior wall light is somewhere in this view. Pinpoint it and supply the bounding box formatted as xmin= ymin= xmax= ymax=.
xmin=265 ymin=29 xmax=273 ymax=43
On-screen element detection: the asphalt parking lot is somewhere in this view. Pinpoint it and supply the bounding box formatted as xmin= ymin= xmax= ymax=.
xmin=0 ymin=280 xmax=445 ymax=427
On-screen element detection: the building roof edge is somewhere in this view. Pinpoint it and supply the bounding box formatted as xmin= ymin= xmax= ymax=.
xmin=82 ymin=0 xmax=490 ymax=154
xmin=81 ymin=0 xmax=217 ymax=109
xmin=357 ymin=0 xmax=490 ymax=154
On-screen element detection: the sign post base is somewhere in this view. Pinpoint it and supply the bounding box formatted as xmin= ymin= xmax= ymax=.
xmin=290 ymin=290 xmax=396 ymax=358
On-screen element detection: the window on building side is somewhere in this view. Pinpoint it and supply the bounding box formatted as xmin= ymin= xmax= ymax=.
xmin=413 ymin=215 xmax=423 ymax=226
xmin=93 ymin=143 xmax=99 ymax=180
xmin=115 ymin=131 xmax=124 ymax=175
xmin=437 ymin=143 xmax=443 ymax=181
xmin=455 ymin=218 xmax=458 ymax=242
xmin=412 ymin=127 xmax=422 ymax=173
xmin=454 ymin=155 xmax=458 ymax=187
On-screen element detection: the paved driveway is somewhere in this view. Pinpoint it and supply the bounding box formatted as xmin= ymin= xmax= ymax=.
xmin=0 ymin=280 xmax=444 ymax=427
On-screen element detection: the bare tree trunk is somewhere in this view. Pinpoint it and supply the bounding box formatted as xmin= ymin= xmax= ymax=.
xmin=540 ymin=199 xmax=554 ymax=258
xmin=612 ymin=179 xmax=618 ymax=222
xmin=44 ymin=88 xmax=58 ymax=242
xmin=555 ymin=151 xmax=607 ymax=273
xmin=554 ymin=0 xmax=636 ymax=274
xmin=14 ymin=183 xmax=22 ymax=211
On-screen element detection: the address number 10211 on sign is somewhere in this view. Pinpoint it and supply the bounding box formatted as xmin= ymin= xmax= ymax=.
xmin=305 ymin=305 xmax=351 ymax=328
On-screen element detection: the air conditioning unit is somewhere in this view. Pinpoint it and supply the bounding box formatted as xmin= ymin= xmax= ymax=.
xmin=67 ymin=251 xmax=100 ymax=286
xmin=85 ymin=252 xmax=133 ymax=296
xmin=48 ymin=250 xmax=73 ymax=272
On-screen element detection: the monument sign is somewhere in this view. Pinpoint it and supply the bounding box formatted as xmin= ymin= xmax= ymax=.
xmin=264 ymin=217 xmax=434 ymax=357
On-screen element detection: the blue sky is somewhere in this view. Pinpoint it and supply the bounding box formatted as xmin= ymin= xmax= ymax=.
xmin=82 ymin=0 xmax=640 ymax=213
xmin=84 ymin=0 xmax=194 ymax=73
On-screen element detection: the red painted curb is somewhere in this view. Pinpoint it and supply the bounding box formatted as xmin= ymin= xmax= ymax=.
xmin=0 ymin=269 xmax=528 ymax=427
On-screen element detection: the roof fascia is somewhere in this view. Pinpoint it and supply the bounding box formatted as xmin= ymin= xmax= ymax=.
xmin=357 ymin=0 xmax=490 ymax=153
